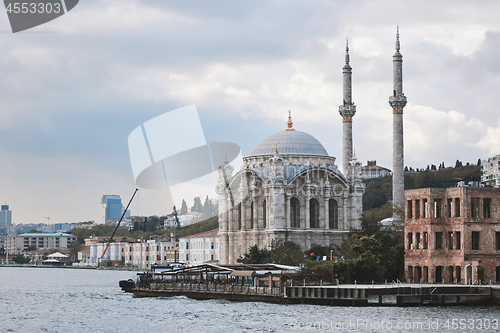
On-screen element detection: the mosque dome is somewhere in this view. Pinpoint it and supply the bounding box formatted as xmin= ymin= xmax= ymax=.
xmin=248 ymin=111 xmax=329 ymax=157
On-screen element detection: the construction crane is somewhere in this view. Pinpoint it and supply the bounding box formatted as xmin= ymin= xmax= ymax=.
xmin=100 ymin=189 xmax=138 ymax=260
xmin=42 ymin=216 xmax=50 ymax=223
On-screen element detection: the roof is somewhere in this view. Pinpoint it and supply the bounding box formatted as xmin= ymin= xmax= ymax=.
xmin=361 ymin=165 xmax=391 ymax=171
xmin=78 ymin=246 xmax=90 ymax=253
xmin=180 ymin=229 xmax=219 ymax=239
xmin=17 ymin=232 xmax=74 ymax=237
xmin=230 ymin=270 xmax=255 ymax=277
xmin=249 ymin=130 xmax=329 ymax=157
xmin=166 ymin=247 xmax=179 ymax=251
xmin=85 ymin=236 xmax=135 ymax=243
xmin=47 ymin=252 xmax=68 ymax=258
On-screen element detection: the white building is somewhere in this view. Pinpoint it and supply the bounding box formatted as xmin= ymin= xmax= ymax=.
xmin=482 ymin=154 xmax=500 ymax=187
xmin=179 ymin=229 xmax=219 ymax=264
xmin=6 ymin=232 xmax=77 ymax=255
xmin=88 ymin=239 xmax=178 ymax=269
xmin=360 ymin=161 xmax=392 ymax=179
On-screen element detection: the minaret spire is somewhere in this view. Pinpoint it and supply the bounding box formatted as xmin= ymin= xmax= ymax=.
xmin=389 ymin=26 xmax=407 ymax=223
xmin=339 ymin=37 xmax=356 ymax=176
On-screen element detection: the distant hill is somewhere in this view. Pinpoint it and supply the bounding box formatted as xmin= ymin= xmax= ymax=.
xmin=363 ymin=164 xmax=481 ymax=211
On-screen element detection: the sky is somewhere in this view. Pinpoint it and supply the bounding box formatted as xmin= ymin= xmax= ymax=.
xmin=1 ymin=0 xmax=500 ymax=224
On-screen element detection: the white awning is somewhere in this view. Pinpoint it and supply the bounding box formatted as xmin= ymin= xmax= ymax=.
xmin=47 ymin=252 xmax=68 ymax=258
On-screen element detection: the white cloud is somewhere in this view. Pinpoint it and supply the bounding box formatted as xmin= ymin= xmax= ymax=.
xmin=476 ymin=120 xmax=500 ymax=155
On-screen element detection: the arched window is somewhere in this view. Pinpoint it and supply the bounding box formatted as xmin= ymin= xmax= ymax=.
xmin=250 ymin=201 xmax=254 ymax=229
xmin=238 ymin=203 xmax=242 ymax=230
xmin=310 ymin=198 xmax=319 ymax=228
xmin=263 ymin=200 xmax=267 ymax=229
xmin=329 ymin=199 xmax=338 ymax=229
xmin=290 ymin=198 xmax=300 ymax=228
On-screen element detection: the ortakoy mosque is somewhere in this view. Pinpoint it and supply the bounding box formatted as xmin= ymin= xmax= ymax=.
xmin=216 ymin=110 xmax=365 ymax=264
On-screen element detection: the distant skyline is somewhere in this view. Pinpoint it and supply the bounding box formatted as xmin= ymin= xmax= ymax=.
xmin=1 ymin=0 xmax=499 ymax=224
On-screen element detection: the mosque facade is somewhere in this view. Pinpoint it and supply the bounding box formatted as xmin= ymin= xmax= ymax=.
xmin=215 ymin=41 xmax=367 ymax=264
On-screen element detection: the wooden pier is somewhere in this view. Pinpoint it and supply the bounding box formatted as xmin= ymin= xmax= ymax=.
xmin=131 ymin=282 xmax=495 ymax=306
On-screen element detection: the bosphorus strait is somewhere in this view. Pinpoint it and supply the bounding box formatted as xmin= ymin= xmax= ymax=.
xmin=2 ymin=267 xmax=500 ymax=332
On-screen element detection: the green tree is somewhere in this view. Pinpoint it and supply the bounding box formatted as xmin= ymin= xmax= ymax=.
xmin=237 ymin=245 xmax=271 ymax=264
xmin=25 ymin=245 xmax=37 ymax=252
xmin=202 ymin=196 xmax=215 ymax=218
xmin=304 ymin=244 xmax=331 ymax=260
xmin=12 ymin=255 xmax=28 ymax=264
xmin=69 ymin=241 xmax=82 ymax=260
xmin=272 ymin=241 xmax=304 ymax=265
xmin=191 ymin=197 xmax=203 ymax=213
xmin=180 ymin=199 xmax=188 ymax=215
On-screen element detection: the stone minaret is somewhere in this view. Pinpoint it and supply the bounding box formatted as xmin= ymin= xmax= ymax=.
xmin=339 ymin=39 xmax=356 ymax=176
xmin=388 ymin=27 xmax=407 ymax=222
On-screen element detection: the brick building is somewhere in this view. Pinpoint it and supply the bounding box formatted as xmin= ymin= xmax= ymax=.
xmin=404 ymin=186 xmax=500 ymax=284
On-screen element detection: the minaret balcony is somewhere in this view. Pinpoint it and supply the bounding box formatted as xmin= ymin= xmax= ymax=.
xmin=389 ymin=95 xmax=407 ymax=109
xmin=338 ymin=104 xmax=356 ymax=118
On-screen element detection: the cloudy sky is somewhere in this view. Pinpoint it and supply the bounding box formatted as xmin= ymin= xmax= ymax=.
xmin=1 ymin=0 xmax=500 ymax=224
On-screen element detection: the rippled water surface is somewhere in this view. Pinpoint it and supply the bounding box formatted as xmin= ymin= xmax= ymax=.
xmin=2 ymin=267 xmax=500 ymax=332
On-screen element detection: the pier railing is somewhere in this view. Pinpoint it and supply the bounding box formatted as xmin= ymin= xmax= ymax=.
xmin=143 ymin=282 xmax=281 ymax=296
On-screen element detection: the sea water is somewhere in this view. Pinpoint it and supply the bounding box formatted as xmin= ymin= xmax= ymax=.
xmin=1 ymin=267 xmax=500 ymax=332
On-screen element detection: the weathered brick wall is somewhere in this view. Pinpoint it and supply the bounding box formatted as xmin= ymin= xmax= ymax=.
xmin=404 ymin=187 xmax=500 ymax=284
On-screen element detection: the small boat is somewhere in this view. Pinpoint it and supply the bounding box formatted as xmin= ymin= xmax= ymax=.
xmin=119 ymin=279 xmax=135 ymax=292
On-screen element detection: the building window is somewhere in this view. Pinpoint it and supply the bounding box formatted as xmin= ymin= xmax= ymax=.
xmin=471 ymin=198 xmax=479 ymax=218
xmin=121 ymin=248 xmax=124 ymax=252
xmin=291 ymin=198 xmax=300 ymax=228
xmin=129 ymin=255 xmax=132 ymax=260
xmin=447 ymin=198 xmax=453 ymax=217
xmin=415 ymin=232 xmax=420 ymax=249
xmin=262 ymin=200 xmax=266 ymax=229
xmin=211 ymin=242 xmax=215 ymax=250
xmin=186 ymin=242 xmax=189 ymax=250
xmin=329 ymin=199 xmax=338 ymax=229
xmin=455 ymin=232 xmax=461 ymax=250
xmin=250 ymin=201 xmax=254 ymax=229
xmin=455 ymin=198 xmax=460 ymax=217
xmin=186 ymin=254 xmax=189 ymax=261
xmin=472 ymin=231 xmax=480 ymax=250
xmin=146 ymin=256 xmax=149 ymax=261
xmin=435 ymin=232 xmax=443 ymax=250
xmin=423 ymin=199 xmax=428 ymax=218
xmin=436 ymin=266 xmax=443 ymax=283
xmin=407 ymin=232 xmax=413 ymax=250
xmin=146 ymin=247 xmax=149 ymax=252
xmin=448 ymin=232 xmax=453 ymax=250
xmin=484 ymin=198 xmax=491 ymax=218
xmin=423 ymin=232 xmax=428 ymax=249
xmin=238 ymin=203 xmax=242 ymax=230
xmin=434 ymin=199 xmax=442 ymax=218
xmin=415 ymin=200 xmax=420 ymax=218
xmin=407 ymin=200 xmax=413 ymax=219
xmin=309 ymin=199 xmax=320 ymax=228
